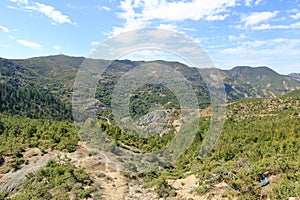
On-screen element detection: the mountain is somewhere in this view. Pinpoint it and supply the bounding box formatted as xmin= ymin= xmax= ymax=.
xmin=223 ymin=66 xmax=300 ymax=101
xmin=1 ymin=55 xmax=299 ymax=98
xmin=289 ymin=72 xmax=300 ymax=81
xmin=0 ymin=55 xmax=85 ymax=101
xmin=1 ymin=55 xmax=300 ymax=120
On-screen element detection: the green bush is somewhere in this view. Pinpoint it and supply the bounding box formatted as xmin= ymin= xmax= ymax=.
xmin=155 ymin=179 xmax=177 ymax=198
xmin=271 ymin=174 xmax=300 ymax=199
xmin=12 ymin=160 xmax=94 ymax=199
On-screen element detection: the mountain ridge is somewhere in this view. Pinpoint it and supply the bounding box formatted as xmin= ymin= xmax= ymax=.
xmin=289 ymin=72 xmax=300 ymax=81
xmin=0 ymin=55 xmax=299 ymax=103
xmin=1 ymin=54 xmax=296 ymax=74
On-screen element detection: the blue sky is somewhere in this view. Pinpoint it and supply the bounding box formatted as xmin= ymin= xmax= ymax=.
xmin=0 ymin=0 xmax=299 ymax=74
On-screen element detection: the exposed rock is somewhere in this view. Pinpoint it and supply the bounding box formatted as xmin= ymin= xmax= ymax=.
xmin=0 ymin=154 xmax=55 ymax=193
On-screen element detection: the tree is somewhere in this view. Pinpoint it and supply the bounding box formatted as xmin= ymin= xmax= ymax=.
xmin=0 ymin=120 xmax=4 ymax=135
xmin=0 ymin=154 xmax=4 ymax=166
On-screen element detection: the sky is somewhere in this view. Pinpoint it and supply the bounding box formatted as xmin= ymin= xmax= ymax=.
xmin=0 ymin=0 xmax=299 ymax=74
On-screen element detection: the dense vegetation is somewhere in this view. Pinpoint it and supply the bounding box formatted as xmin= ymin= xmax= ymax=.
xmin=0 ymin=83 xmax=72 ymax=120
xmin=142 ymin=90 xmax=300 ymax=199
xmin=0 ymin=114 xmax=79 ymax=172
xmin=223 ymin=66 xmax=300 ymax=100
xmin=78 ymin=89 xmax=300 ymax=199
xmin=98 ymin=120 xmax=174 ymax=153
xmin=0 ymin=55 xmax=82 ymax=100
xmin=95 ymin=61 xmax=210 ymax=122
xmin=2 ymin=55 xmax=298 ymax=119
xmin=5 ymin=159 xmax=94 ymax=200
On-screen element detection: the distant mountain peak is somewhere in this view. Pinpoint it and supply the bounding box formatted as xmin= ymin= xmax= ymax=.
xmin=230 ymin=66 xmax=278 ymax=75
xmin=289 ymin=73 xmax=300 ymax=81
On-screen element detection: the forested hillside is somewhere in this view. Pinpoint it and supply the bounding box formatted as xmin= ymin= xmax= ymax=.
xmin=0 ymin=88 xmax=299 ymax=199
xmin=223 ymin=66 xmax=300 ymax=100
xmin=66 ymin=89 xmax=300 ymax=199
xmin=1 ymin=55 xmax=299 ymax=105
xmin=0 ymin=55 xmax=84 ymax=102
xmin=0 ymin=83 xmax=72 ymax=120
xmin=144 ymin=89 xmax=300 ymax=199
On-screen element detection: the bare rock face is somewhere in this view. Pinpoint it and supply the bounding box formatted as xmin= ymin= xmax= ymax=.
xmin=0 ymin=154 xmax=55 ymax=193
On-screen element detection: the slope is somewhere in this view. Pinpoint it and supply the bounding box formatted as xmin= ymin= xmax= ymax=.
xmin=223 ymin=66 xmax=300 ymax=100
xmin=0 ymin=90 xmax=299 ymax=199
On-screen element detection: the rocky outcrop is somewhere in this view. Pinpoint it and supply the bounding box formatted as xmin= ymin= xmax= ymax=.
xmin=0 ymin=154 xmax=55 ymax=193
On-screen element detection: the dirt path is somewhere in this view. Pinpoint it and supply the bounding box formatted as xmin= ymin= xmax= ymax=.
xmin=169 ymin=174 xmax=200 ymax=199
xmin=66 ymin=142 xmax=128 ymax=200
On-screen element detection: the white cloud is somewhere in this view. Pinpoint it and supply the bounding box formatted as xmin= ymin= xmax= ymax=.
xmin=229 ymin=34 xmax=247 ymax=41
xmin=251 ymin=23 xmax=271 ymax=30
xmin=242 ymin=11 xmax=279 ymax=27
xmin=139 ymin=0 xmax=236 ymax=21
xmin=7 ymin=5 xmax=18 ymax=9
xmin=206 ymin=14 xmax=229 ymax=21
xmin=244 ymin=0 xmax=252 ymax=6
xmin=113 ymin=0 xmax=238 ymax=35
xmin=156 ymin=24 xmax=178 ymax=31
xmin=91 ymin=41 xmax=101 ymax=46
xmin=9 ymin=0 xmax=75 ymax=25
xmin=119 ymin=49 xmax=177 ymax=62
xmin=193 ymin=37 xmax=209 ymax=45
xmin=244 ymin=0 xmax=263 ymax=7
xmin=0 ymin=25 xmax=9 ymax=33
xmin=222 ymin=38 xmax=300 ymax=57
xmin=287 ymin=8 xmax=300 ymax=19
xmin=0 ymin=43 xmax=9 ymax=48
xmin=254 ymin=0 xmax=263 ymax=5
xmin=53 ymin=45 xmax=60 ymax=50
xmin=287 ymin=8 xmax=298 ymax=14
xmin=252 ymin=21 xmax=300 ymax=30
xmin=9 ymin=0 xmax=28 ymax=5
xmin=291 ymin=12 xmax=300 ymax=19
xmin=99 ymin=6 xmax=110 ymax=11
xmin=17 ymin=39 xmax=41 ymax=49
xmin=218 ymin=38 xmax=300 ymax=73
xmin=26 ymin=3 xmax=73 ymax=24
xmin=9 ymin=36 xmax=15 ymax=40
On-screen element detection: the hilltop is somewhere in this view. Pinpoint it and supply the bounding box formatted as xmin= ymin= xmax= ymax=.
xmin=223 ymin=66 xmax=300 ymax=100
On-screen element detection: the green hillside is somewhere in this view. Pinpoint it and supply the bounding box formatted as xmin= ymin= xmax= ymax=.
xmin=0 ymin=83 xmax=72 ymax=120
xmin=0 ymin=55 xmax=300 ymax=199
xmin=224 ymin=66 xmax=300 ymax=100
xmin=0 ymin=87 xmax=299 ymax=200
xmin=147 ymin=89 xmax=300 ymax=199
xmin=71 ymin=89 xmax=300 ymax=199
xmin=0 ymin=55 xmax=83 ymax=101
xmin=1 ymin=55 xmax=299 ymax=105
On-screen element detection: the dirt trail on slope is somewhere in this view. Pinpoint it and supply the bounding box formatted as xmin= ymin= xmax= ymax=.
xmin=66 ymin=142 xmax=128 ymax=200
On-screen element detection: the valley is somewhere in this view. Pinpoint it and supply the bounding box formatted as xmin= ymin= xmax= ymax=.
xmin=0 ymin=55 xmax=299 ymax=199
